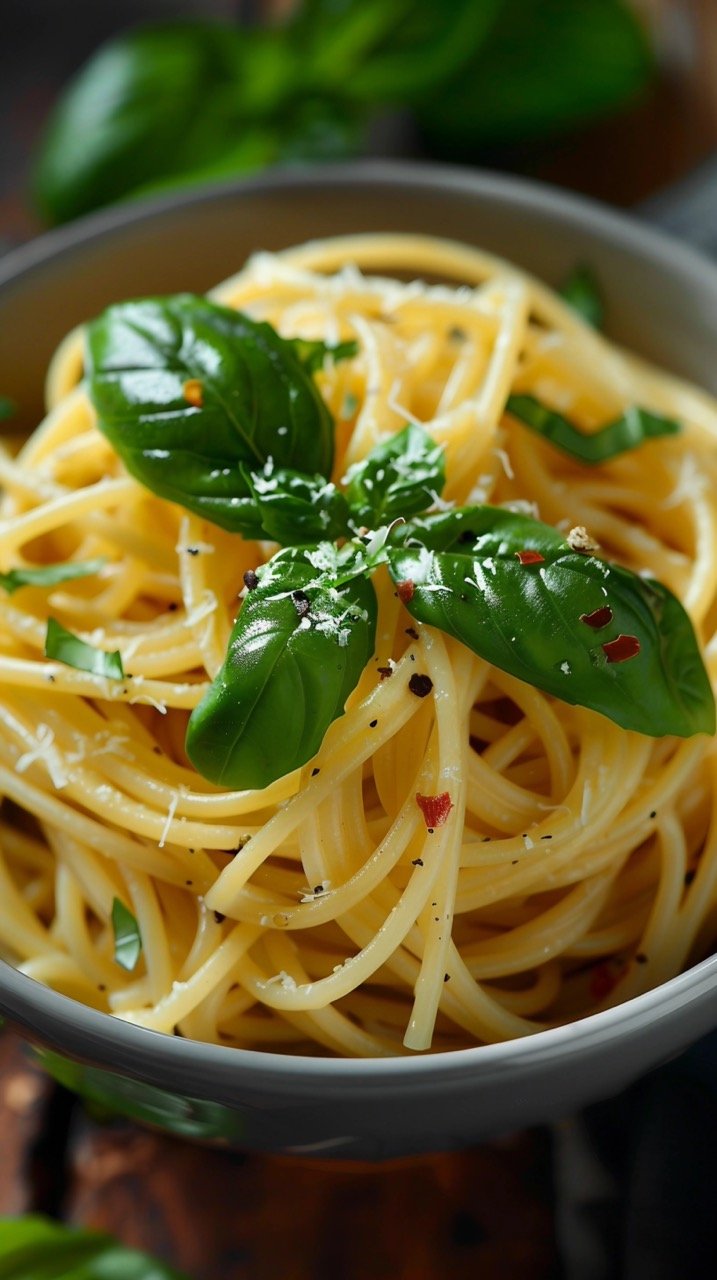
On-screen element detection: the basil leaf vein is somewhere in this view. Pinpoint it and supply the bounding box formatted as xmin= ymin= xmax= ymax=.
xmin=506 ymin=394 xmax=680 ymax=464
xmin=388 ymin=507 xmax=714 ymax=739
xmin=44 ymin=618 xmax=124 ymax=681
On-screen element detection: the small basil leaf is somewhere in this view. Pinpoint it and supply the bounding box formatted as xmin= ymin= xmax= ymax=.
xmin=0 ymin=557 xmax=106 ymax=595
xmin=506 ymin=395 xmax=680 ymax=465
xmin=243 ymin=466 xmax=352 ymax=545
xmin=44 ymin=618 xmax=124 ymax=681
xmin=288 ymin=336 xmax=358 ymax=375
xmin=560 ymin=264 xmax=604 ymax=329
xmin=112 ymin=897 xmax=142 ymax=971
xmin=0 ymin=395 xmax=16 ymax=421
xmin=345 ymin=423 xmax=446 ymax=527
xmin=186 ymin=547 xmax=377 ymax=788
xmin=387 ymin=507 xmax=714 ymax=740
xmin=0 ymin=1214 xmax=188 ymax=1279
xmin=86 ymin=295 xmax=336 ymax=533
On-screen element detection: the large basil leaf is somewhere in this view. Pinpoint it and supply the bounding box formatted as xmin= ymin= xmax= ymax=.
xmin=387 ymin=508 xmax=715 ymax=739
xmin=186 ymin=546 xmax=377 ymax=788
xmin=0 ymin=1214 xmax=188 ymax=1279
xmin=506 ymin=395 xmax=680 ymax=465
xmin=33 ymin=23 xmax=251 ymax=225
xmin=418 ymin=0 xmax=652 ymax=154
xmin=86 ymin=296 xmax=336 ymax=534
xmin=345 ymin=423 xmax=446 ymax=528
xmin=243 ymin=466 xmax=352 ymax=545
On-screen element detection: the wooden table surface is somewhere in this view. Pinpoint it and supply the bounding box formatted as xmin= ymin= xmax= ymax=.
xmin=0 ymin=1031 xmax=559 ymax=1277
xmin=2 ymin=4 xmax=717 ymax=1278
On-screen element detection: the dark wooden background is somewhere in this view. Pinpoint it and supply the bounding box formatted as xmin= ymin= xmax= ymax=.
xmin=2 ymin=2 xmax=717 ymax=1277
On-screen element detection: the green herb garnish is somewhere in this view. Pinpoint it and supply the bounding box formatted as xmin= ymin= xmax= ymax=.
xmin=0 ymin=557 xmax=105 ymax=595
xmin=506 ymin=395 xmax=680 ymax=465
xmin=111 ymin=897 xmax=143 ymax=972
xmin=86 ymin=295 xmax=356 ymax=537
xmin=86 ymin=295 xmax=712 ymax=791
xmin=0 ymin=395 xmax=16 ymax=421
xmin=44 ymin=618 xmax=124 ymax=681
xmin=388 ymin=508 xmax=714 ymax=741
xmin=560 ymin=264 xmax=604 ymax=329
xmin=0 ymin=1214 xmax=187 ymax=1278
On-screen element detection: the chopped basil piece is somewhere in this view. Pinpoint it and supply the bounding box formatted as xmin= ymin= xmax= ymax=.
xmin=560 ymin=264 xmax=604 ymax=329
xmin=506 ymin=394 xmax=680 ymax=465
xmin=0 ymin=395 xmax=16 ymax=421
xmin=111 ymin=897 xmax=142 ymax=971
xmin=44 ymin=617 xmax=124 ymax=680
xmin=0 ymin=557 xmax=105 ymax=595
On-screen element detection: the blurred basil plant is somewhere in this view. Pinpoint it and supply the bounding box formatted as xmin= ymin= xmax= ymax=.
xmin=34 ymin=0 xmax=654 ymax=225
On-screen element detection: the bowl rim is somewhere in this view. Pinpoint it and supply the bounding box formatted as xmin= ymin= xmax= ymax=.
xmin=2 ymin=156 xmax=717 ymax=1089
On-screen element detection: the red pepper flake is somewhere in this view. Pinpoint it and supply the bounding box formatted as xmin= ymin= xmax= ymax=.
xmin=377 ymin=665 xmax=393 ymax=680
xmin=602 ymin=633 xmax=641 ymax=663
xmin=397 ymin=579 xmax=415 ymax=603
xmin=183 ymin=378 xmax=204 ymax=408
xmin=589 ymin=962 xmax=620 ymax=1001
xmin=416 ymin=792 xmax=453 ymax=828
xmin=580 ymin=606 xmax=613 ymax=630
xmin=515 ymin=549 xmax=545 ymax=565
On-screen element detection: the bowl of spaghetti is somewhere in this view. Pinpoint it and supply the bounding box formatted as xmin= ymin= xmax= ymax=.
xmin=2 ymin=160 xmax=717 ymax=1158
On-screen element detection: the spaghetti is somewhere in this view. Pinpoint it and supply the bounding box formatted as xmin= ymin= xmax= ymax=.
xmin=2 ymin=232 xmax=717 ymax=1057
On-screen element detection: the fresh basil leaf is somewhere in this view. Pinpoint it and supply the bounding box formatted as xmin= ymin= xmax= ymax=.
xmin=388 ymin=507 xmax=715 ymax=739
xmin=244 ymin=465 xmax=352 ymax=545
xmin=0 ymin=1214 xmax=188 ymax=1279
xmin=44 ymin=618 xmax=124 ymax=681
xmin=33 ymin=22 xmax=251 ymax=224
xmin=86 ymin=295 xmax=336 ymax=534
xmin=345 ymin=423 xmax=446 ymax=527
xmin=506 ymin=395 xmax=680 ymax=465
xmin=0 ymin=395 xmax=16 ymax=421
xmin=0 ymin=558 xmax=106 ymax=595
xmin=186 ymin=546 xmax=377 ymax=788
xmin=418 ymin=0 xmax=652 ymax=154
xmin=560 ymin=264 xmax=604 ymax=330
xmin=112 ymin=897 xmax=142 ymax=971
xmin=288 ymin=336 xmax=358 ymax=375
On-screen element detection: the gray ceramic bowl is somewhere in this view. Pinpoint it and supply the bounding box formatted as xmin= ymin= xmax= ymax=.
xmin=1 ymin=161 xmax=717 ymax=1159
